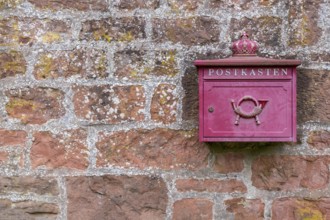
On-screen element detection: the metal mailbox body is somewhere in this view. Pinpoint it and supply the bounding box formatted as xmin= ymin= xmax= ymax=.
xmin=194 ymin=34 xmax=301 ymax=142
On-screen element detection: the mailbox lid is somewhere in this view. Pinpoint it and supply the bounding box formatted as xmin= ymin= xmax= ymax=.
xmin=203 ymin=80 xmax=293 ymax=138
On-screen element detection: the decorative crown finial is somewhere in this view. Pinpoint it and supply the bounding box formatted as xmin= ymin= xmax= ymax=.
xmin=231 ymin=31 xmax=258 ymax=56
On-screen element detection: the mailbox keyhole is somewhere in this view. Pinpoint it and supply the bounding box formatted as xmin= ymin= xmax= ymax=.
xmin=208 ymin=106 xmax=214 ymax=113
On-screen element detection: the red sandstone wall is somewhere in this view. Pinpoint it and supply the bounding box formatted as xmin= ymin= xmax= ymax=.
xmin=0 ymin=0 xmax=329 ymax=219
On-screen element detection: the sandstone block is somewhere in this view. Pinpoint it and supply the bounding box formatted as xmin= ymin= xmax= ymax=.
xmin=0 ymin=51 xmax=26 ymax=79
xmin=67 ymin=175 xmax=167 ymax=220
xmin=151 ymin=84 xmax=178 ymax=124
xmin=80 ymin=17 xmax=146 ymax=42
xmin=6 ymin=87 xmax=65 ymax=124
xmin=73 ymin=85 xmax=145 ymax=124
xmin=225 ymin=198 xmax=264 ymax=220
xmin=173 ymin=198 xmax=213 ymax=220
xmin=176 ymin=179 xmax=247 ymax=193
xmin=152 ymin=17 xmax=220 ymax=45
xmin=96 ymin=129 xmax=209 ymax=170
xmin=252 ymin=155 xmax=329 ymax=190
xmin=31 ymin=129 xmax=88 ymax=169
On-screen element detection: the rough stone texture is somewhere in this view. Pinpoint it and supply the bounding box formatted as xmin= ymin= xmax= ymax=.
xmin=0 ymin=0 xmax=22 ymax=10
xmin=207 ymin=0 xmax=255 ymax=10
xmin=67 ymin=175 xmax=167 ymax=220
xmin=311 ymin=52 xmax=330 ymax=62
xmin=0 ymin=0 xmax=329 ymax=218
xmin=31 ymin=129 xmax=89 ymax=169
xmin=225 ymin=198 xmax=264 ymax=220
xmin=0 ymin=199 xmax=58 ymax=220
xmin=0 ymin=17 xmax=70 ymax=46
xmin=73 ymin=85 xmax=145 ymax=123
xmin=272 ymin=197 xmax=330 ymax=220
xmin=0 ymin=176 xmax=59 ymax=196
xmin=114 ymin=50 xmax=178 ymax=80
xmin=252 ymin=155 xmax=329 ymax=190
xmin=230 ymin=16 xmax=282 ymax=48
xmin=176 ymin=179 xmax=247 ymax=193
xmin=0 ymin=151 xmax=9 ymax=164
xmin=96 ymin=129 xmax=209 ymax=170
xmin=168 ymin=0 xmax=202 ymax=12
xmin=173 ymin=198 xmax=213 ymax=220
xmin=0 ymin=51 xmax=26 ymax=79
xmin=0 ymin=129 xmax=27 ymax=146
xmin=5 ymin=87 xmax=65 ymax=124
xmin=153 ymin=50 xmax=179 ymax=77
xmin=152 ymin=17 xmax=220 ymax=45
xmin=308 ymin=130 xmax=330 ymax=150
xmin=288 ymin=0 xmax=322 ymax=47
xmin=115 ymin=0 xmax=160 ymax=10
xmin=28 ymin=0 xmax=109 ymax=11
xmin=151 ymin=84 xmax=178 ymax=124
xmin=297 ymin=69 xmax=330 ymax=123
xmin=212 ymin=152 xmax=245 ymax=174
xmin=258 ymin=0 xmax=281 ymax=6
xmin=34 ymin=49 xmax=108 ymax=80
xmin=80 ymin=17 xmax=146 ymax=42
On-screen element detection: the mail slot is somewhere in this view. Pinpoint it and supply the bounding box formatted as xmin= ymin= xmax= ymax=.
xmin=194 ymin=32 xmax=301 ymax=142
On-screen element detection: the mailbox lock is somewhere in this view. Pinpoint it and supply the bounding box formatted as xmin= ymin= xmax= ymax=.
xmin=208 ymin=106 xmax=214 ymax=113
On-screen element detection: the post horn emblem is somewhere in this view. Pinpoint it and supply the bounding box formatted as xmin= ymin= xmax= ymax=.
xmin=231 ymin=96 xmax=268 ymax=125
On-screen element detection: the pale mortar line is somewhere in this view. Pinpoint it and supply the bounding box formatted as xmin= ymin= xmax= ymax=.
xmin=57 ymin=176 xmax=68 ymax=220
xmin=0 ymin=194 xmax=58 ymax=203
xmin=161 ymin=174 xmax=175 ymax=220
xmin=23 ymin=130 xmax=33 ymax=173
xmin=86 ymin=127 xmax=98 ymax=170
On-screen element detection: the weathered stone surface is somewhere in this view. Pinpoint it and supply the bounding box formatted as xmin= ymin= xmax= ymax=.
xmin=297 ymin=69 xmax=330 ymax=123
xmin=311 ymin=52 xmax=330 ymax=62
xmin=96 ymin=129 xmax=209 ymax=170
xmin=176 ymin=179 xmax=247 ymax=193
xmin=258 ymin=0 xmax=281 ymax=6
xmin=0 ymin=199 xmax=58 ymax=220
xmin=0 ymin=129 xmax=27 ymax=146
xmin=0 ymin=0 xmax=22 ymax=10
xmin=173 ymin=198 xmax=213 ymax=220
xmin=272 ymin=197 xmax=330 ymax=220
xmin=288 ymin=0 xmax=322 ymax=47
xmin=308 ymin=130 xmax=330 ymax=150
xmin=31 ymin=129 xmax=88 ymax=169
xmin=213 ymin=152 xmax=245 ymax=173
xmin=225 ymin=198 xmax=264 ymax=220
xmin=151 ymin=84 xmax=178 ymax=124
xmin=209 ymin=0 xmax=253 ymax=9
xmin=73 ymin=85 xmax=145 ymax=123
xmin=252 ymin=156 xmax=329 ymax=190
xmin=0 ymin=51 xmax=26 ymax=79
xmin=0 ymin=17 xmax=70 ymax=46
xmin=5 ymin=87 xmax=65 ymax=124
xmin=67 ymin=175 xmax=167 ymax=220
xmin=153 ymin=17 xmax=220 ymax=45
xmin=80 ymin=17 xmax=146 ymax=42
xmin=153 ymin=50 xmax=179 ymax=77
xmin=115 ymin=0 xmax=160 ymax=10
xmin=28 ymin=0 xmax=108 ymax=11
xmin=0 ymin=176 xmax=59 ymax=195
xmin=114 ymin=50 xmax=178 ymax=80
xmin=34 ymin=49 xmax=107 ymax=80
xmin=0 ymin=152 xmax=9 ymax=164
xmin=168 ymin=0 xmax=202 ymax=12
xmin=230 ymin=16 xmax=282 ymax=47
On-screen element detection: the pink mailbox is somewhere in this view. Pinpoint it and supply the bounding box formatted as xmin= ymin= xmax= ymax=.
xmin=194 ymin=33 xmax=301 ymax=142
